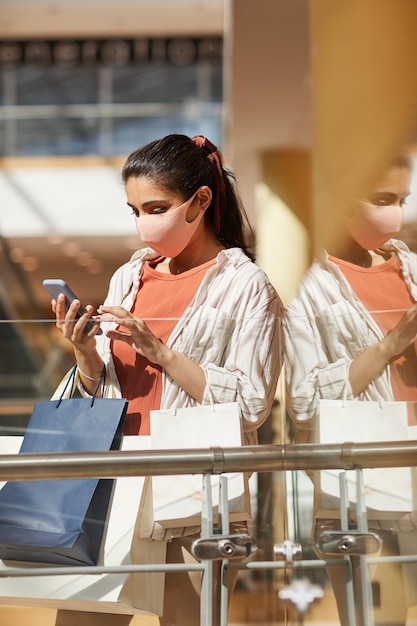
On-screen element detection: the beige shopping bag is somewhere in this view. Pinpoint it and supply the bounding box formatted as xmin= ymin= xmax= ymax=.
xmin=140 ymin=402 xmax=251 ymax=535
xmin=317 ymin=399 xmax=417 ymax=514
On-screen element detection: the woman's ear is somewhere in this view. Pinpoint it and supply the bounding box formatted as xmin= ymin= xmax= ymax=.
xmin=196 ymin=185 xmax=212 ymax=211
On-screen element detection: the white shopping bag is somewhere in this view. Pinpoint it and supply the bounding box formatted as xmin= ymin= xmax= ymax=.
xmin=143 ymin=402 xmax=250 ymax=533
xmin=317 ymin=400 xmax=417 ymax=513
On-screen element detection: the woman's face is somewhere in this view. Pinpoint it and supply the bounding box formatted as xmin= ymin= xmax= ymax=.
xmin=125 ymin=176 xmax=211 ymax=258
xmin=347 ymin=166 xmax=411 ymax=250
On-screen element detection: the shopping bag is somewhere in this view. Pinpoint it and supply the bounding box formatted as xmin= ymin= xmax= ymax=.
xmin=317 ymin=399 xmax=417 ymax=514
xmin=139 ymin=402 xmax=251 ymax=537
xmin=0 ymin=435 xmax=160 ymax=616
xmin=0 ymin=365 xmax=128 ymax=566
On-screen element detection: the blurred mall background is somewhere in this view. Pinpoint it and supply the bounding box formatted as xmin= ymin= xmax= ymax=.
xmin=0 ymin=0 xmax=310 ymax=402
xmin=0 ymin=3 xmax=311 ymax=623
xmin=2 ymin=1 xmax=417 ymax=624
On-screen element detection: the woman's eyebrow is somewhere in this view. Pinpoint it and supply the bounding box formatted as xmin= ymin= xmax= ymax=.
xmin=367 ymin=191 xmax=396 ymax=199
xmin=142 ymin=199 xmax=167 ymax=207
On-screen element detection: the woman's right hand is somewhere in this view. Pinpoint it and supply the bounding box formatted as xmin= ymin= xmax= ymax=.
xmin=52 ymin=294 xmax=104 ymax=393
xmin=52 ymin=293 xmax=99 ymax=352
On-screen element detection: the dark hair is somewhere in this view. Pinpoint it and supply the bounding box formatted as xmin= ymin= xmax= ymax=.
xmin=122 ymin=134 xmax=255 ymax=261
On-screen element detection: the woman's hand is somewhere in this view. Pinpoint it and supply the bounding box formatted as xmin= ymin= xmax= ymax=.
xmin=52 ymin=294 xmax=104 ymax=392
xmin=383 ymin=303 xmax=417 ymax=360
xmin=53 ymin=294 xmax=100 ymax=351
xmin=97 ymin=304 xmax=207 ymax=401
xmin=349 ymin=302 xmax=417 ymax=396
xmin=96 ymin=305 xmax=167 ymax=365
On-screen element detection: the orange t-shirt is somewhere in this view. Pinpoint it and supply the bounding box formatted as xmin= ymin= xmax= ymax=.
xmin=330 ymin=254 xmax=417 ymax=404
xmin=112 ymin=259 xmax=215 ymax=435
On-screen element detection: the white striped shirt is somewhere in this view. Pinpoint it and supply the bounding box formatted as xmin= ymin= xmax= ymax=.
xmin=283 ymin=239 xmax=417 ymax=431
xmin=95 ymin=246 xmax=284 ymax=445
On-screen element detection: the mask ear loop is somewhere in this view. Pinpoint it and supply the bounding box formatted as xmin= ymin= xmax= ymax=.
xmin=191 ymin=135 xmax=226 ymax=235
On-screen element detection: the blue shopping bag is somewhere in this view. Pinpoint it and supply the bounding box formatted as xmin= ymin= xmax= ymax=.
xmin=0 ymin=365 xmax=128 ymax=566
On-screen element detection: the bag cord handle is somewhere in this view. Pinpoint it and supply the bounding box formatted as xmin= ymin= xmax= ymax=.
xmin=56 ymin=363 xmax=107 ymax=408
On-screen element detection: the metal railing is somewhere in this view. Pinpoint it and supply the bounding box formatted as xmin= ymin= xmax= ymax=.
xmin=1 ymin=440 xmax=416 ymax=480
xmin=1 ymin=441 xmax=417 ymax=626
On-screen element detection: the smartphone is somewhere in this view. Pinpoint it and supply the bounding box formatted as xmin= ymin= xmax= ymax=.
xmin=43 ymin=279 xmax=103 ymax=335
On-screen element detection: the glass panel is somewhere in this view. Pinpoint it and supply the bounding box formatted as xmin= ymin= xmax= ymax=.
xmin=16 ymin=66 xmax=99 ymax=105
xmin=285 ymin=293 xmax=417 ymax=625
xmin=14 ymin=117 xmax=100 ymax=155
xmin=112 ymin=64 xmax=199 ymax=104
xmin=1 ymin=285 xmax=417 ymax=622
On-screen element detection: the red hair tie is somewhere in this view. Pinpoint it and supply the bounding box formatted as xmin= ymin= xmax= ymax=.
xmin=192 ymin=135 xmax=225 ymax=234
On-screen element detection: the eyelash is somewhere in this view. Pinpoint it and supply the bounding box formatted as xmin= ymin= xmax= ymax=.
xmin=131 ymin=207 xmax=167 ymax=216
xmin=375 ymin=198 xmax=409 ymax=207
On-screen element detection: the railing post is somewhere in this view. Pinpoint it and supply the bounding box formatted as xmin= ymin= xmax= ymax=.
xmin=219 ymin=476 xmax=230 ymax=626
xmin=200 ymin=473 xmax=214 ymax=626
xmin=356 ymin=470 xmax=375 ymax=626
xmin=340 ymin=472 xmax=356 ymax=626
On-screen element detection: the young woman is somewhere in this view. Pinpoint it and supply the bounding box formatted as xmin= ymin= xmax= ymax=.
xmin=52 ymin=134 xmax=284 ymax=626
xmin=284 ymin=154 xmax=417 ymax=626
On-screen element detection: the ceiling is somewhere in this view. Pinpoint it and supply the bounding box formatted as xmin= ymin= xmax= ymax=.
xmin=0 ymin=0 xmax=224 ymax=38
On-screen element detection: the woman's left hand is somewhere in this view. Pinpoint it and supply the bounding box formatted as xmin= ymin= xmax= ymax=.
xmin=97 ymin=304 xmax=207 ymax=402
xmin=96 ymin=305 xmax=167 ymax=365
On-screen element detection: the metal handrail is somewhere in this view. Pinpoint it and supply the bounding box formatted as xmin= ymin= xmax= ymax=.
xmin=0 ymin=440 xmax=416 ymax=480
xmin=0 ymin=440 xmax=415 ymax=626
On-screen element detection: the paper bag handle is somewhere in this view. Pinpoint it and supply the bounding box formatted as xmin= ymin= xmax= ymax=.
xmin=56 ymin=363 xmax=106 ymax=408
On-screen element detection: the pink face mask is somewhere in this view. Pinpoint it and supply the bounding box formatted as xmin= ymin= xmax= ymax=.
xmin=347 ymin=201 xmax=403 ymax=250
xmin=135 ymin=191 xmax=204 ymax=258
